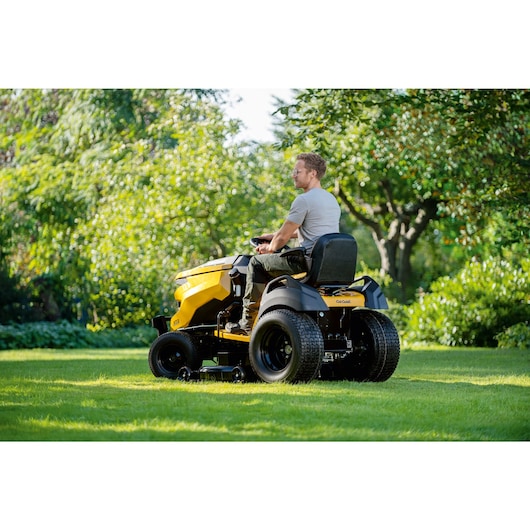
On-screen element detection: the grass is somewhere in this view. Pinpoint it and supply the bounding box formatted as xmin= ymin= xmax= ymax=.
xmin=0 ymin=346 xmax=528 ymax=441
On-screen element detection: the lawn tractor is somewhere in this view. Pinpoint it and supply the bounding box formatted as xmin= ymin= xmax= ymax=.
xmin=149 ymin=233 xmax=400 ymax=383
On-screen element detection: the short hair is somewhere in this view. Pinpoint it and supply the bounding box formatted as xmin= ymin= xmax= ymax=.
xmin=296 ymin=153 xmax=327 ymax=180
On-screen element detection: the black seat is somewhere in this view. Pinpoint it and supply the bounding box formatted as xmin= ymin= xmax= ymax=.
xmin=303 ymin=233 xmax=358 ymax=287
xmin=279 ymin=233 xmax=358 ymax=287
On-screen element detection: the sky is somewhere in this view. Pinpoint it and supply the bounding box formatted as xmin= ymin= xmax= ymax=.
xmin=225 ymin=89 xmax=294 ymax=143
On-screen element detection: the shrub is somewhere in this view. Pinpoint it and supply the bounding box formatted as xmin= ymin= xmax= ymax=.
xmin=0 ymin=320 xmax=157 ymax=350
xmin=405 ymin=257 xmax=530 ymax=347
xmin=495 ymin=322 xmax=530 ymax=349
xmin=0 ymin=266 xmax=32 ymax=324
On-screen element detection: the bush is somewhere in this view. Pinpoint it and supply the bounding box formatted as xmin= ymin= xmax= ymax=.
xmin=0 ymin=320 xmax=157 ymax=350
xmin=0 ymin=266 xmax=32 ymax=324
xmin=495 ymin=322 xmax=530 ymax=349
xmin=405 ymin=257 xmax=530 ymax=347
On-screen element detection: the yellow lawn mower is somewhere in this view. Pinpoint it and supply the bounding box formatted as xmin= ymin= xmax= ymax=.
xmin=149 ymin=233 xmax=400 ymax=383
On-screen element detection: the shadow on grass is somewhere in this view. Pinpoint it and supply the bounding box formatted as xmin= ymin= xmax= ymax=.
xmin=1 ymin=349 xmax=529 ymax=441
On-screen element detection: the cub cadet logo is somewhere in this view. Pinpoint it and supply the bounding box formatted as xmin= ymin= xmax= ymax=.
xmin=335 ymin=298 xmax=352 ymax=304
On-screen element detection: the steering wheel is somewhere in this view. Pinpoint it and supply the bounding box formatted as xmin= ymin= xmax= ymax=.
xmin=249 ymin=237 xmax=290 ymax=252
xmin=250 ymin=237 xmax=270 ymax=247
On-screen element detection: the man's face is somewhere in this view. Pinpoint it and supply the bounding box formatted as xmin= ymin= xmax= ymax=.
xmin=292 ymin=160 xmax=316 ymax=190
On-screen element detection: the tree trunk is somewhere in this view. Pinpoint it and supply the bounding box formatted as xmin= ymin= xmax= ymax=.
xmin=337 ymin=185 xmax=438 ymax=302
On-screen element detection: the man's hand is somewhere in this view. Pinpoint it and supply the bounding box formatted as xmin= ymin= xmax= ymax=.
xmin=256 ymin=242 xmax=273 ymax=254
xmin=255 ymin=221 xmax=299 ymax=254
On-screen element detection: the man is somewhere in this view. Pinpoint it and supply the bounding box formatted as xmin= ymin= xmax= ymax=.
xmin=227 ymin=152 xmax=341 ymax=335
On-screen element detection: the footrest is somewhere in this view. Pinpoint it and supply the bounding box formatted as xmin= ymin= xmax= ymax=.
xmin=214 ymin=330 xmax=251 ymax=343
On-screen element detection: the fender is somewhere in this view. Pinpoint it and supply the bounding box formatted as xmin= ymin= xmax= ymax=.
xmin=257 ymin=275 xmax=329 ymax=317
xmin=350 ymin=276 xmax=389 ymax=309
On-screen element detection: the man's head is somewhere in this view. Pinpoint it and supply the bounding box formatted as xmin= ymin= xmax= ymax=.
xmin=296 ymin=153 xmax=327 ymax=180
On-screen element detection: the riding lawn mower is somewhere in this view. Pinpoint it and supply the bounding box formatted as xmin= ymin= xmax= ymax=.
xmin=148 ymin=233 xmax=400 ymax=384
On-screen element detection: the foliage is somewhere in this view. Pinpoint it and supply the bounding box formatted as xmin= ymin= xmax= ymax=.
xmin=0 ymin=267 xmax=32 ymax=323
xmin=276 ymin=89 xmax=530 ymax=301
xmin=408 ymin=89 xmax=530 ymax=236
xmin=405 ymin=257 xmax=530 ymax=346
xmin=0 ymin=89 xmax=294 ymax=328
xmin=0 ymin=320 xmax=156 ymax=350
xmin=2 ymin=88 xmax=528 ymax=345
xmin=495 ymin=322 xmax=530 ymax=349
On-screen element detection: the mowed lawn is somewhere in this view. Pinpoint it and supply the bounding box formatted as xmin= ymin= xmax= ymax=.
xmin=0 ymin=346 xmax=528 ymax=441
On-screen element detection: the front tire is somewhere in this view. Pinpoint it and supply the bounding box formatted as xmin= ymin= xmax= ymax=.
xmin=148 ymin=332 xmax=201 ymax=379
xmin=250 ymin=309 xmax=324 ymax=383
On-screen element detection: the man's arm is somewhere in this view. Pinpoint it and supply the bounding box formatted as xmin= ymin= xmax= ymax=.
xmin=257 ymin=220 xmax=300 ymax=254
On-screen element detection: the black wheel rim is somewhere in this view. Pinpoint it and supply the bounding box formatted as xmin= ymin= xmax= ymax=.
xmin=178 ymin=366 xmax=192 ymax=381
xmin=354 ymin=324 xmax=373 ymax=360
xmin=259 ymin=325 xmax=293 ymax=372
xmin=350 ymin=322 xmax=374 ymax=375
xmin=232 ymin=366 xmax=245 ymax=382
xmin=157 ymin=346 xmax=185 ymax=374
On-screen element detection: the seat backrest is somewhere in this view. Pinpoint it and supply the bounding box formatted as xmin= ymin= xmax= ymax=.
xmin=303 ymin=233 xmax=357 ymax=287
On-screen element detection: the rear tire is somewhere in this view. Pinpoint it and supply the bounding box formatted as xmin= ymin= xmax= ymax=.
xmin=148 ymin=332 xmax=201 ymax=379
xmin=250 ymin=309 xmax=324 ymax=383
xmin=348 ymin=310 xmax=400 ymax=382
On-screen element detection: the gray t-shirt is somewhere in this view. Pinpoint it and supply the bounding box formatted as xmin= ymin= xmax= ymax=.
xmin=287 ymin=188 xmax=341 ymax=254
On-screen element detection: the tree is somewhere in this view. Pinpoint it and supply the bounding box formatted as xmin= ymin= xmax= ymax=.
xmin=415 ymin=89 xmax=530 ymax=250
xmin=276 ymin=89 xmax=530 ymax=301
xmin=0 ymin=89 xmax=296 ymax=327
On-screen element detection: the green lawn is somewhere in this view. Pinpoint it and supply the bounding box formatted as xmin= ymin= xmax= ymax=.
xmin=0 ymin=346 xmax=528 ymax=441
